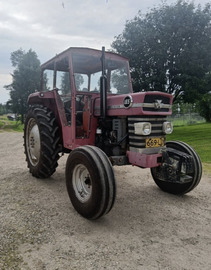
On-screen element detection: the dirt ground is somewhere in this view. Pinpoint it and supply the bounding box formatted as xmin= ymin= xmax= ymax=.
xmin=0 ymin=132 xmax=211 ymax=270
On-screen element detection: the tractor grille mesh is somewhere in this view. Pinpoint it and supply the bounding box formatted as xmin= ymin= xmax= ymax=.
xmin=128 ymin=115 xmax=167 ymax=149
xmin=143 ymin=94 xmax=171 ymax=112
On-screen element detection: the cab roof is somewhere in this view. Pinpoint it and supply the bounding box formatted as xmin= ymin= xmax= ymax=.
xmin=41 ymin=47 xmax=129 ymax=72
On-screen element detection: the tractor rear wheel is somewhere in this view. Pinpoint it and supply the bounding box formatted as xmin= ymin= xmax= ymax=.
xmin=66 ymin=145 xmax=116 ymax=219
xmin=24 ymin=105 xmax=61 ymax=178
xmin=151 ymin=141 xmax=202 ymax=195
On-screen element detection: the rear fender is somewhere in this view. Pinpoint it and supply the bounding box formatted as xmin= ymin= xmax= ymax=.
xmin=27 ymin=90 xmax=67 ymax=143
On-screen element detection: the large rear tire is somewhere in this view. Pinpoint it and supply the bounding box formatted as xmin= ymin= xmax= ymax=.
xmin=24 ymin=105 xmax=61 ymax=178
xmin=151 ymin=141 xmax=202 ymax=195
xmin=66 ymin=145 xmax=116 ymax=219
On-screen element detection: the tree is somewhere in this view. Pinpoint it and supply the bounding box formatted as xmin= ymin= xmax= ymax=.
xmin=74 ymin=74 xmax=84 ymax=90
xmin=111 ymin=1 xmax=211 ymax=103
xmin=111 ymin=69 xmax=129 ymax=94
xmin=197 ymin=93 xmax=211 ymax=122
xmin=10 ymin=48 xmax=25 ymax=67
xmin=197 ymin=72 xmax=211 ymax=122
xmin=4 ymin=49 xmax=41 ymax=123
xmin=60 ymin=72 xmax=71 ymax=94
xmin=0 ymin=103 xmax=7 ymax=115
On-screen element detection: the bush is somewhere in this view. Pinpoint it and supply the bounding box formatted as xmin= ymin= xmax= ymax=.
xmin=198 ymin=94 xmax=211 ymax=122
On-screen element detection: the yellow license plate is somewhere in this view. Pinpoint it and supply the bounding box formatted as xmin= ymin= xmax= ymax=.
xmin=146 ymin=137 xmax=165 ymax=148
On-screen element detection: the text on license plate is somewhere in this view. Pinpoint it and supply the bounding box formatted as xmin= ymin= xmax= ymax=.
xmin=145 ymin=137 xmax=165 ymax=148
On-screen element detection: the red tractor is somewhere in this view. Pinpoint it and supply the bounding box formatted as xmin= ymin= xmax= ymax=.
xmin=24 ymin=47 xmax=202 ymax=219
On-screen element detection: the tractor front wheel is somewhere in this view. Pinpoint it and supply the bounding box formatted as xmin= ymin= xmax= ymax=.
xmin=24 ymin=105 xmax=61 ymax=178
xmin=151 ymin=141 xmax=202 ymax=195
xmin=66 ymin=146 xmax=116 ymax=219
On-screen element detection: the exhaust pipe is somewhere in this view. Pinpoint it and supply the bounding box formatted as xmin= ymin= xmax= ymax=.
xmin=100 ymin=46 xmax=107 ymax=119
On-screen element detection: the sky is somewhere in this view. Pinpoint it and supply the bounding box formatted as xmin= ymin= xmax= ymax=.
xmin=0 ymin=0 xmax=208 ymax=104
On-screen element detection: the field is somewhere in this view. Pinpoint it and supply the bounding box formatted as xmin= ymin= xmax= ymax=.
xmin=167 ymin=123 xmax=211 ymax=164
xmin=0 ymin=115 xmax=23 ymax=132
xmin=168 ymin=113 xmax=205 ymax=127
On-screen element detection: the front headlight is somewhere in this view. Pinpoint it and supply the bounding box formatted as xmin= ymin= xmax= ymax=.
xmin=163 ymin=122 xmax=173 ymax=134
xmin=134 ymin=122 xmax=151 ymax=135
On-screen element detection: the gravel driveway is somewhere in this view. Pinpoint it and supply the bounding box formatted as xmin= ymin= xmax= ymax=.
xmin=0 ymin=132 xmax=211 ymax=270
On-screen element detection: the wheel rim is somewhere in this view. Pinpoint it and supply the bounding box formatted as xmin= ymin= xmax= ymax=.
xmin=26 ymin=118 xmax=41 ymax=166
xmin=72 ymin=164 xmax=92 ymax=203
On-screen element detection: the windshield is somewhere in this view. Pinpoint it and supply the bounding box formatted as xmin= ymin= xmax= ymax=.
xmin=72 ymin=51 xmax=131 ymax=94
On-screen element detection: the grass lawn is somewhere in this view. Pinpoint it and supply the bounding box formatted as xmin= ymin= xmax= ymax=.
xmin=0 ymin=115 xmax=24 ymax=132
xmin=167 ymin=123 xmax=211 ymax=167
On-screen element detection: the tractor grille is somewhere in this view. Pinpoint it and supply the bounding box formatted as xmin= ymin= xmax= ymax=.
xmin=128 ymin=115 xmax=167 ymax=150
xmin=143 ymin=94 xmax=171 ymax=112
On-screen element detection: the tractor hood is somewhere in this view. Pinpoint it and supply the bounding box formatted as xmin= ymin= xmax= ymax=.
xmin=94 ymin=91 xmax=173 ymax=117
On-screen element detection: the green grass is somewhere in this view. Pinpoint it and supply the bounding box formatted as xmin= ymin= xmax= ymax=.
xmin=0 ymin=115 xmax=24 ymax=132
xmin=168 ymin=113 xmax=205 ymax=127
xmin=167 ymin=123 xmax=211 ymax=164
xmin=171 ymin=118 xmax=205 ymax=127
